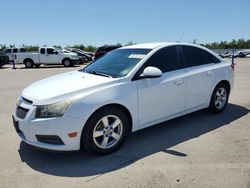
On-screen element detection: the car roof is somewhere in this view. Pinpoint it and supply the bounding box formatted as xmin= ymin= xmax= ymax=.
xmin=120 ymin=42 xmax=207 ymax=50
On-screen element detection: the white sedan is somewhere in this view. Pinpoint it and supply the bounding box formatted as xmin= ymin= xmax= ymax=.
xmin=12 ymin=42 xmax=234 ymax=155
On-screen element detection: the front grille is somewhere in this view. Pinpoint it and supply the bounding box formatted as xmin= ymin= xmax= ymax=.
xmin=12 ymin=116 xmax=25 ymax=138
xmin=16 ymin=106 xmax=29 ymax=119
xmin=36 ymin=135 xmax=64 ymax=145
xmin=0 ymin=56 xmax=8 ymax=61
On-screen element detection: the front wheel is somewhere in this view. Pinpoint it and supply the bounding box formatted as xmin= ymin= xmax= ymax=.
xmin=209 ymin=83 xmax=229 ymax=113
xmin=82 ymin=106 xmax=129 ymax=155
xmin=62 ymin=59 xmax=72 ymax=67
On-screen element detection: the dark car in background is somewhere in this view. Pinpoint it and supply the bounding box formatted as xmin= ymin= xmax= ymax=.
xmin=65 ymin=48 xmax=93 ymax=63
xmin=93 ymin=44 xmax=122 ymax=60
xmin=0 ymin=51 xmax=9 ymax=68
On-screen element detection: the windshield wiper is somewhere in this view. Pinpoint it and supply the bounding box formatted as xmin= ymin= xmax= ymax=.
xmin=91 ymin=71 xmax=113 ymax=78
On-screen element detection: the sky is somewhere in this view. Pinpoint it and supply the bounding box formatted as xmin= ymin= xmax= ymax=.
xmin=0 ymin=0 xmax=250 ymax=47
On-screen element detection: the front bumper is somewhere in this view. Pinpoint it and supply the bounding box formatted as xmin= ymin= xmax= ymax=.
xmin=71 ymin=59 xmax=80 ymax=64
xmin=12 ymin=103 xmax=85 ymax=151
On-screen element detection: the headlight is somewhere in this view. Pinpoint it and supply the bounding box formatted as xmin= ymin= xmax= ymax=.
xmin=71 ymin=55 xmax=78 ymax=59
xmin=35 ymin=99 xmax=74 ymax=118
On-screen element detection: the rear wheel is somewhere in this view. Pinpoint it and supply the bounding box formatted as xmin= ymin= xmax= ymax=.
xmin=82 ymin=106 xmax=129 ymax=155
xmin=209 ymin=83 xmax=229 ymax=113
xmin=24 ymin=60 xmax=34 ymax=68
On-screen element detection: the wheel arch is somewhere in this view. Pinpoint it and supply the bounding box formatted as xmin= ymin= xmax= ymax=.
xmin=85 ymin=103 xmax=133 ymax=133
xmin=80 ymin=103 xmax=133 ymax=150
xmin=209 ymin=79 xmax=231 ymax=106
xmin=62 ymin=57 xmax=71 ymax=64
xmin=23 ymin=58 xmax=34 ymax=64
xmin=213 ymin=80 xmax=231 ymax=94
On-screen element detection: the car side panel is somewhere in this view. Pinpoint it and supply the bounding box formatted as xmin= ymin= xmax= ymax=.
xmin=65 ymin=81 xmax=139 ymax=132
xmin=184 ymin=63 xmax=214 ymax=110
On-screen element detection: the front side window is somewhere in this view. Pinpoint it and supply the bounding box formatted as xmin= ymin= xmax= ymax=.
xmin=20 ymin=48 xmax=26 ymax=52
xmin=145 ymin=46 xmax=183 ymax=73
xmin=13 ymin=48 xmax=18 ymax=53
xmin=47 ymin=48 xmax=57 ymax=54
xmin=182 ymin=46 xmax=219 ymax=68
xmin=83 ymin=49 xmax=151 ymax=78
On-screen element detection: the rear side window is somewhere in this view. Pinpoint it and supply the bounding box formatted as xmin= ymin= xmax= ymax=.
xmin=13 ymin=48 xmax=18 ymax=53
xmin=182 ymin=46 xmax=219 ymax=68
xmin=40 ymin=48 xmax=45 ymax=54
xmin=145 ymin=46 xmax=183 ymax=73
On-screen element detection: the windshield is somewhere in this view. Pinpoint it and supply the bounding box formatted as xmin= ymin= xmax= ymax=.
xmin=82 ymin=49 xmax=151 ymax=78
xmin=54 ymin=48 xmax=63 ymax=53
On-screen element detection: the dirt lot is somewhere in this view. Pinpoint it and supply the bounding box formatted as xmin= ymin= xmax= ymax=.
xmin=0 ymin=59 xmax=249 ymax=188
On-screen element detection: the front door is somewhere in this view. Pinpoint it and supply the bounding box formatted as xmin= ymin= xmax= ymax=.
xmin=39 ymin=48 xmax=60 ymax=64
xmin=137 ymin=46 xmax=186 ymax=127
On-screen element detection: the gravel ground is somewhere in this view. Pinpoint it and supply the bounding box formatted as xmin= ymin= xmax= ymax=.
xmin=0 ymin=59 xmax=249 ymax=188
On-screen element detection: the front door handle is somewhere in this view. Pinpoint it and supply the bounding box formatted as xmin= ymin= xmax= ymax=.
xmin=175 ymin=79 xmax=183 ymax=85
xmin=207 ymin=71 xmax=213 ymax=76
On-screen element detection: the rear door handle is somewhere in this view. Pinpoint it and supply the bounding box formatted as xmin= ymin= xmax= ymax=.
xmin=207 ymin=71 xmax=213 ymax=76
xmin=175 ymin=79 xmax=183 ymax=85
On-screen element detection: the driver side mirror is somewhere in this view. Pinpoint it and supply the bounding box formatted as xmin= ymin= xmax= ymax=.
xmin=140 ymin=66 xmax=162 ymax=78
xmin=54 ymin=51 xmax=58 ymax=55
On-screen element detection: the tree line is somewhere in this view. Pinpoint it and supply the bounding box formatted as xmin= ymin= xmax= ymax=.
xmin=1 ymin=39 xmax=249 ymax=52
xmin=201 ymin=38 xmax=250 ymax=49
xmin=0 ymin=44 xmax=97 ymax=52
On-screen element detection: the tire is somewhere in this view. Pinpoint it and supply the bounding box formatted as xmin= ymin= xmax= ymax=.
xmin=62 ymin=59 xmax=72 ymax=67
xmin=24 ymin=60 xmax=34 ymax=68
xmin=209 ymin=83 xmax=229 ymax=114
xmin=35 ymin=64 xmax=41 ymax=68
xmin=82 ymin=106 xmax=129 ymax=155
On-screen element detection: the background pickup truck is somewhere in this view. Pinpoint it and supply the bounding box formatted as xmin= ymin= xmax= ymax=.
xmin=4 ymin=48 xmax=27 ymax=62
xmin=15 ymin=47 xmax=79 ymax=68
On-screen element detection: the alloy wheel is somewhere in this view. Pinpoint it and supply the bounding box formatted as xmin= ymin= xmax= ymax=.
xmin=92 ymin=115 xmax=123 ymax=149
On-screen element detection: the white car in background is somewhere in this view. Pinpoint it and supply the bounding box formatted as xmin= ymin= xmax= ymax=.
xmin=12 ymin=43 xmax=234 ymax=155
xmin=15 ymin=47 xmax=79 ymax=68
xmin=4 ymin=47 xmax=27 ymax=62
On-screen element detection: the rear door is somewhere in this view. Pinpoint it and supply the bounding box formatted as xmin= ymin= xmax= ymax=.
xmin=137 ymin=46 xmax=186 ymax=127
xmin=180 ymin=45 xmax=219 ymax=110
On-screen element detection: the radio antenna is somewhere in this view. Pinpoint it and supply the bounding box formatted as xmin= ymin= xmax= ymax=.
xmin=178 ymin=33 xmax=184 ymax=42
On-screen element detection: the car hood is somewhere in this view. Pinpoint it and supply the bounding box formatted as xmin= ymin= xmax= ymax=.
xmin=64 ymin=52 xmax=77 ymax=56
xmin=22 ymin=71 xmax=116 ymax=105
